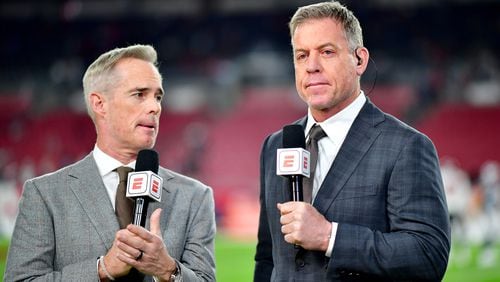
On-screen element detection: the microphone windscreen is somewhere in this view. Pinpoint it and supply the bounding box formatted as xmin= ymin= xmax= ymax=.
xmin=283 ymin=125 xmax=305 ymax=149
xmin=136 ymin=149 xmax=159 ymax=173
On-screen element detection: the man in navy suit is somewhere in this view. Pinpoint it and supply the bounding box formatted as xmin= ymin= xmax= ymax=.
xmin=254 ymin=1 xmax=450 ymax=281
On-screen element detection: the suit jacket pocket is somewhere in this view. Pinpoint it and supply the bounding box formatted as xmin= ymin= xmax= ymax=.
xmin=335 ymin=184 xmax=378 ymax=200
xmin=332 ymin=185 xmax=385 ymax=227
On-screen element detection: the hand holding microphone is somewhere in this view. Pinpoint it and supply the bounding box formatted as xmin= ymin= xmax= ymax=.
xmin=276 ymin=125 xmax=332 ymax=251
xmin=276 ymin=124 xmax=310 ymax=249
xmin=111 ymin=150 xmax=178 ymax=280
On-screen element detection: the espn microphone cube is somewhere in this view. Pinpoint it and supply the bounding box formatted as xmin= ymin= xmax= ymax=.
xmin=126 ymin=171 xmax=162 ymax=202
xmin=276 ymin=148 xmax=310 ymax=178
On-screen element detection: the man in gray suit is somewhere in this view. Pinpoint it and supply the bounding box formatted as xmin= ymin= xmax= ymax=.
xmin=5 ymin=44 xmax=216 ymax=281
xmin=254 ymin=2 xmax=450 ymax=281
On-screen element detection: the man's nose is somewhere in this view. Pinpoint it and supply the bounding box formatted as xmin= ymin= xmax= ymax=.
xmin=306 ymin=53 xmax=321 ymax=73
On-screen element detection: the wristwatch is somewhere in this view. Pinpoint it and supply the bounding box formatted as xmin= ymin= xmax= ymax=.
xmin=170 ymin=262 xmax=181 ymax=282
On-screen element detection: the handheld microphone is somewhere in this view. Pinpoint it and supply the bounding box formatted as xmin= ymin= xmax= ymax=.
xmin=126 ymin=149 xmax=163 ymax=227
xmin=277 ymin=125 xmax=310 ymax=201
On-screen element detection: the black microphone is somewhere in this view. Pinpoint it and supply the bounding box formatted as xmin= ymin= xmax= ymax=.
xmin=126 ymin=149 xmax=163 ymax=227
xmin=277 ymin=125 xmax=310 ymax=202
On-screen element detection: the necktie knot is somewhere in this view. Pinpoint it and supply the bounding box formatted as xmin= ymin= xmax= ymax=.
xmin=115 ymin=166 xmax=133 ymax=183
xmin=307 ymin=124 xmax=327 ymax=144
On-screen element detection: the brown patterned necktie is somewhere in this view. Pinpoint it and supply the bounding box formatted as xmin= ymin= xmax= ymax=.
xmin=115 ymin=166 xmax=134 ymax=229
xmin=303 ymin=124 xmax=327 ymax=203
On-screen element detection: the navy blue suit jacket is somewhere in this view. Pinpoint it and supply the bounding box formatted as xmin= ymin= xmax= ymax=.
xmin=254 ymin=99 xmax=450 ymax=281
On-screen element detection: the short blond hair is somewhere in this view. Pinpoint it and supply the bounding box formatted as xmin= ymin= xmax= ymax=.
xmin=289 ymin=1 xmax=363 ymax=51
xmin=82 ymin=44 xmax=159 ymax=120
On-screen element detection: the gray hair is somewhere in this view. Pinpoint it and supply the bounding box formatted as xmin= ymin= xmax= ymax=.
xmin=82 ymin=44 xmax=159 ymax=120
xmin=289 ymin=1 xmax=363 ymax=51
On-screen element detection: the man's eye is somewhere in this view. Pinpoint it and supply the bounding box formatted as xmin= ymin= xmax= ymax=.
xmin=156 ymin=95 xmax=163 ymax=102
xmin=322 ymin=50 xmax=334 ymax=56
xmin=295 ymin=54 xmax=307 ymax=61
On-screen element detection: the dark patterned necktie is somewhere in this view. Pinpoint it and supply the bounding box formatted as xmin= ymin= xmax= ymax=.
xmin=115 ymin=166 xmax=134 ymax=229
xmin=303 ymin=124 xmax=327 ymax=203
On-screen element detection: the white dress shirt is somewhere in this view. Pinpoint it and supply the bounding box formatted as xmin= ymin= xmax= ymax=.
xmin=92 ymin=145 xmax=135 ymax=210
xmin=304 ymin=92 xmax=366 ymax=257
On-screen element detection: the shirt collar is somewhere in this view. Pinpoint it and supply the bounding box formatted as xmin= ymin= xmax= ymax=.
xmin=305 ymin=91 xmax=366 ymax=140
xmin=92 ymin=145 xmax=136 ymax=177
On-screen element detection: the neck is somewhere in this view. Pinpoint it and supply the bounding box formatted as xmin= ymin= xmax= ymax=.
xmin=95 ymin=142 xmax=137 ymax=164
xmin=310 ymin=91 xmax=360 ymax=122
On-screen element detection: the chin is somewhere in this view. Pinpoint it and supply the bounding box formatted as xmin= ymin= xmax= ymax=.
xmin=139 ymin=139 xmax=156 ymax=149
xmin=308 ymin=99 xmax=333 ymax=110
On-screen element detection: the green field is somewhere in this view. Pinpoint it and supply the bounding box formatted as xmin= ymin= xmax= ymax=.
xmin=0 ymin=237 xmax=7 ymax=280
xmin=1 ymin=236 xmax=499 ymax=281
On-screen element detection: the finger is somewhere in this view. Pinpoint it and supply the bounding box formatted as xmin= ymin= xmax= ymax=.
xmin=126 ymin=223 xmax=146 ymax=236
xmin=277 ymin=202 xmax=297 ymax=215
xmin=277 ymin=203 xmax=286 ymax=215
xmin=126 ymin=224 xmax=155 ymax=244
xmin=283 ymin=233 xmax=297 ymax=245
xmin=281 ymin=224 xmax=289 ymax=235
xmin=116 ymin=230 xmax=148 ymax=257
xmin=150 ymin=208 xmax=163 ymax=237
xmin=280 ymin=213 xmax=293 ymax=225
xmin=117 ymin=252 xmax=141 ymax=267
xmin=115 ymin=237 xmax=144 ymax=260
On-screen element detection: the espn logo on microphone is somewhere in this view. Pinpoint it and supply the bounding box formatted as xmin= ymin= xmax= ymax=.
xmin=276 ymin=148 xmax=310 ymax=177
xmin=126 ymin=171 xmax=163 ymax=202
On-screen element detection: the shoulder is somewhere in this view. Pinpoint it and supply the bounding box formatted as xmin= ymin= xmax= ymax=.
xmin=371 ymin=111 xmax=437 ymax=157
xmin=22 ymin=154 xmax=96 ymax=198
xmin=159 ymin=167 xmax=212 ymax=194
xmin=27 ymin=154 xmax=93 ymax=185
xmin=364 ymin=100 xmax=433 ymax=145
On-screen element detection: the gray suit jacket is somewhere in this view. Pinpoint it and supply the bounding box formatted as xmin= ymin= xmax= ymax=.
xmin=254 ymin=99 xmax=450 ymax=281
xmin=5 ymin=153 xmax=216 ymax=281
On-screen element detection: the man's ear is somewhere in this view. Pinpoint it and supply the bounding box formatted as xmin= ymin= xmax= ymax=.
xmin=89 ymin=92 xmax=106 ymax=117
xmin=354 ymin=47 xmax=369 ymax=75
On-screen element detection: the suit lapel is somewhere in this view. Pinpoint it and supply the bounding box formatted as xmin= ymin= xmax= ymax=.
xmin=144 ymin=169 xmax=175 ymax=230
xmin=65 ymin=156 xmax=178 ymax=251
xmin=313 ymin=99 xmax=385 ymax=215
xmin=67 ymin=153 xmax=118 ymax=250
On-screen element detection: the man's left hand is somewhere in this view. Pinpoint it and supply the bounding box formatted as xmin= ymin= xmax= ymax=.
xmin=115 ymin=208 xmax=178 ymax=280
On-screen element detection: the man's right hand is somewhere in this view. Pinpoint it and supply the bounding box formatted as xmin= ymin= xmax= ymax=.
xmin=99 ymin=231 xmax=134 ymax=280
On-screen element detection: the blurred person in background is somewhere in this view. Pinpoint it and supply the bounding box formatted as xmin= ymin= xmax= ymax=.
xmin=477 ymin=161 xmax=500 ymax=267
xmin=4 ymin=44 xmax=216 ymax=281
xmin=440 ymin=157 xmax=472 ymax=243
xmin=440 ymin=157 xmax=472 ymax=266
xmin=254 ymin=1 xmax=450 ymax=281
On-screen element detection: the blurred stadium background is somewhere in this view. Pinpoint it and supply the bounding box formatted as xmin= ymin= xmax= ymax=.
xmin=1 ymin=0 xmax=499 ymax=280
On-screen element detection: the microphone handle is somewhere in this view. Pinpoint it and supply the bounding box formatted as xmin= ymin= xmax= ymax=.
xmin=133 ymin=197 xmax=149 ymax=227
xmin=290 ymin=175 xmax=303 ymax=249
xmin=290 ymin=175 xmax=303 ymax=202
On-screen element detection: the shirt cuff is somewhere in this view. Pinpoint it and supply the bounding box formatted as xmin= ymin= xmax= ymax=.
xmin=325 ymin=222 xmax=338 ymax=257
xmin=97 ymin=258 xmax=100 ymax=281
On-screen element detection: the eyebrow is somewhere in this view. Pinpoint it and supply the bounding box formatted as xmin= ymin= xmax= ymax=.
xmin=294 ymin=43 xmax=337 ymax=54
xmin=132 ymin=87 xmax=164 ymax=95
